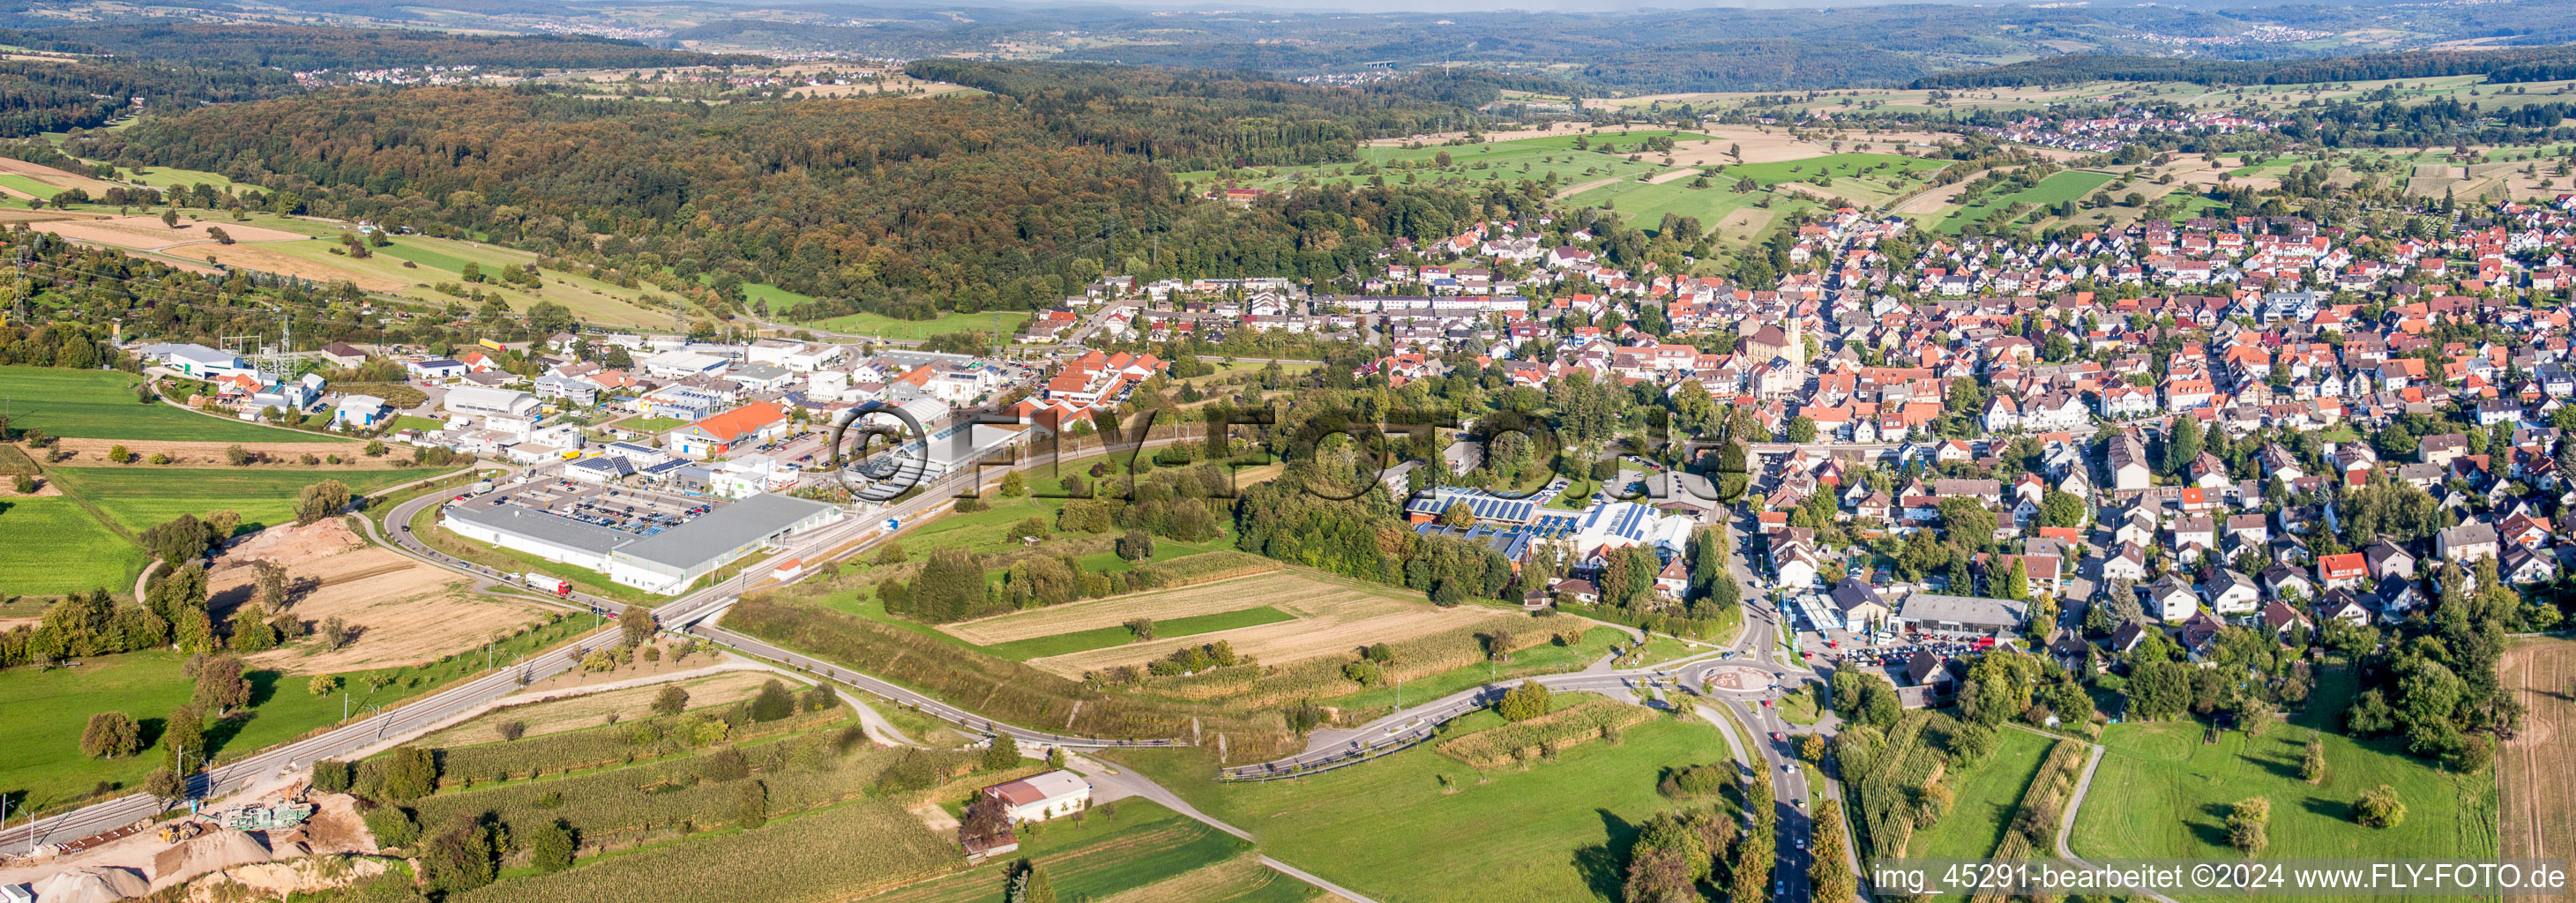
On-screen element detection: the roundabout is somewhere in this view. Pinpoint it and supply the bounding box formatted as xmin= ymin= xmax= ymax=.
xmin=1699 ymin=663 xmax=1777 ymax=693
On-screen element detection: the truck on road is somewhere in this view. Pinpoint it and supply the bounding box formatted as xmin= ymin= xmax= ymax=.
xmin=521 ymin=573 xmax=571 ymax=596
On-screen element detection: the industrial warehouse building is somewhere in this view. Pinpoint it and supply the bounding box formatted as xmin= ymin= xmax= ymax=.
xmin=442 ymin=492 xmax=842 ymax=593
xmin=1894 ymin=593 xmax=2030 ymax=635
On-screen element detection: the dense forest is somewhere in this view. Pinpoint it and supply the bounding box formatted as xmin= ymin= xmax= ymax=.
xmin=901 ymin=61 xmax=1489 ymax=168
xmin=0 ymin=56 xmax=295 ymax=138
xmin=73 ymin=86 xmax=1525 ymax=319
xmin=1913 ymin=45 xmax=2576 ymax=89
xmin=1576 ymin=41 xmax=1940 ymax=93
xmin=0 ymin=25 xmax=759 ymax=71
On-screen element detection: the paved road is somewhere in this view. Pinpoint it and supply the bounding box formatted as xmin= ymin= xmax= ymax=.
xmin=684 ymin=623 xmax=1183 ymax=750
xmin=1 ymin=465 xmax=873 ymax=856
xmin=1225 ymin=507 xmax=1817 ymax=779
xmin=4 ymin=434 xmax=1185 ymax=855
xmin=1221 ymin=668 xmax=1699 ymax=779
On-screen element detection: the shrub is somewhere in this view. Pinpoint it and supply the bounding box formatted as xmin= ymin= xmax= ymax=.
xmin=749 ymin=679 xmax=796 ymax=722
xmin=363 ymin=805 xmax=420 ymax=847
xmin=700 ymin=746 xmax=750 ymax=781
xmin=2356 ymin=785 xmax=2406 ymax=828
xmin=498 ymin=720 xmax=526 ymax=742
xmin=80 ymin=712 xmax=141 ymax=759
xmin=360 ymin=746 xmax=438 ymax=802
xmin=1658 ymin=763 xmax=1733 ymax=799
xmin=653 ymin=684 xmax=691 ymax=716
xmin=735 ymin=779 xmax=770 ymax=829
xmin=982 ymin=733 xmax=1021 ymax=771
xmin=310 ymin=759 xmax=355 ymax=793
xmin=1438 ymin=698 xmax=1653 ymax=768
xmin=526 ymin=817 xmax=577 ymax=872
xmin=1496 ymin=681 xmax=1552 ymax=722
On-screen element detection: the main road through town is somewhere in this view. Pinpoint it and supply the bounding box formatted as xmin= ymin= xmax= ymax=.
xmin=2 ymin=433 xmax=1191 ymax=856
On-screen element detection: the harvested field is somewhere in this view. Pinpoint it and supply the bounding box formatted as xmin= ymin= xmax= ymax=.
xmin=943 ymin=570 xmax=1288 ymax=646
xmin=1894 ymin=169 xmax=1988 ymax=216
xmin=173 ymin=243 xmax=407 ymax=291
xmin=1023 ymin=573 xmax=1517 ymax=679
xmin=0 ymin=155 xmax=113 ymax=190
xmin=56 ymin=437 xmax=384 ymax=468
xmin=0 ymin=208 xmax=98 ymax=223
xmin=220 ymin=518 xmax=368 ymax=566
xmin=1363 ymin=123 xmax=1608 ymax=146
xmin=2502 ymin=636 xmax=2576 ymax=864
xmin=422 ymin=669 xmax=775 ymax=745
xmin=1656 ymin=125 xmax=1960 ymax=166
xmin=213 ymin=525 xmax=552 ymax=673
xmin=29 ymin=214 xmax=303 ymax=252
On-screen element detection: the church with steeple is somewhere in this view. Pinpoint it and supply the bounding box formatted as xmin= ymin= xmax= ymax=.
xmin=1742 ymin=315 xmax=1807 ymax=368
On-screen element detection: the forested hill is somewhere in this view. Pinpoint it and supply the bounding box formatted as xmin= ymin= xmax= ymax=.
xmin=0 ymin=24 xmax=762 ymax=71
xmin=0 ymin=56 xmax=295 ymax=137
xmin=901 ymin=61 xmax=1486 ymax=168
xmin=71 ymin=86 xmax=1528 ymax=319
xmin=1912 ymin=45 xmax=2576 ymax=89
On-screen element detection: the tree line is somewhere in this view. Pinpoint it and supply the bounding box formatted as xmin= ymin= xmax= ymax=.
xmin=1912 ymin=46 xmax=2576 ymax=89
xmin=2 ymin=24 xmax=764 ymax=73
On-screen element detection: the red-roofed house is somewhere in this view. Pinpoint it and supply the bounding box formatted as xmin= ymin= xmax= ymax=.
xmin=2316 ymin=552 xmax=2367 ymax=591
xmin=668 ymin=400 xmax=789 ymax=459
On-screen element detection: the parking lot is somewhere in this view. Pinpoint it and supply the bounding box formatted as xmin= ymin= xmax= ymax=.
xmin=1843 ymin=634 xmax=1997 ymax=668
xmin=452 ymin=478 xmax=723 ymax=539
xmin=750 ymin=429 xmax=833 ymax=469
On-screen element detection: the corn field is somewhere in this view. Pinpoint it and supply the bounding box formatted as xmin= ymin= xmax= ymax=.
xmin=1127 ymin=550 xmax=1281 ymax=589
xmin=1843 ymin=712 xmax=1952 ymax=864
xmin=450 ymin=796 xmax=960 ymax=903
xmin=415 ymin=729 xmax=973 ymax=852
xmin=1435 ymin=698 xmax=1655 ymax=768
xmin=726 ymin=593 xmax=1295 ymax=757
xmin=432 ymin=707 xmax=847 ymax=790
xmin=1143 ymin=619 xmax=1571 ymax=709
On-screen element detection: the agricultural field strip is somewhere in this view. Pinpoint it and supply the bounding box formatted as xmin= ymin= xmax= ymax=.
xmin=2501 ymin=638 xmax=2572 ymax=864
xmin=941 ymin=571 xmax=1310 ymax=646
xmin=1021 ymin=579 xmax=1525 ymax=679
xmin=974 ymin=607 xmax=1297 ymax=661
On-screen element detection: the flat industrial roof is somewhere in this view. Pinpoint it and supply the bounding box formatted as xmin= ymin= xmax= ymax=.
xmin=445 ymin=503 xmax=635 ymax=556
xmin=616 ymin=491 xmax=835 ymax=568
xmin=1898 ymin=593 xmax=2028 ymax=628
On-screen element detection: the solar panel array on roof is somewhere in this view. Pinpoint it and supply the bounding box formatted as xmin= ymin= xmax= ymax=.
xmin=569 ymin=456 xmax=635 ymax=478
xmin=1404 ymin=488 xmax=1542 ymax=525
xmin=1528 ymin=511 xmax=1580 ymax=534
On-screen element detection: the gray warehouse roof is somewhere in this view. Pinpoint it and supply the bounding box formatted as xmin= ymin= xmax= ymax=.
xmin=616 ymin=492 xmax=836 ymax=569
xmin=446 ymin=504 xmax=635 ymax=556
xmin=1898 ymin=593 xmax=2029 ymax=630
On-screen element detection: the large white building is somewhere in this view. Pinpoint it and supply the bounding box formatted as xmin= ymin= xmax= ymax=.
xmin=981 ymin=770 xmax=1091 ymax=823
xmin=141 ymin=343 xmax=255 ymax=380
xmin=444 ymin=385 xmax=540 ymax=419
xmin=442 ymin=491 xmax=841 ymax=593
xmin=1562 ymin=498 xmax=1697 ymax=560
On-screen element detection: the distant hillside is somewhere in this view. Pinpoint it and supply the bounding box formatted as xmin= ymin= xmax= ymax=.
xmin=3 ymin=24 xmax=764 ymax=71
xmin=0 ymin=55 xmax=295 ymax=138
xmin=1912 ymin=46 xmax=2576 ymax=89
